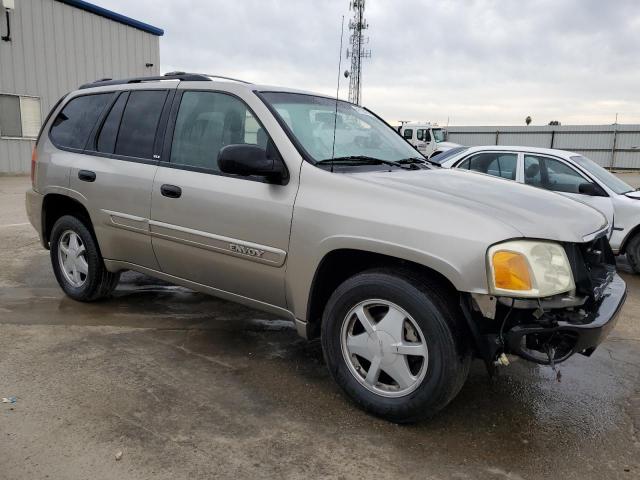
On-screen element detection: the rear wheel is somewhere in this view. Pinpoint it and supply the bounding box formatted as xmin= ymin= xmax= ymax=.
xmin=321 ymin=269 xmax=471 ymax=423
xmin=50 ymin=215 xmax=120 ymax=301
xmin=626 ymin=233 xmax=640 ymax=274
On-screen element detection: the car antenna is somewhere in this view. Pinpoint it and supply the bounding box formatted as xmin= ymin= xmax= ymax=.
xmin=330 ymin=15 xmax=346 ymax=173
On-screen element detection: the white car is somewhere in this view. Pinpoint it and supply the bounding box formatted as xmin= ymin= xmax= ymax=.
xmin=435 ymin=146 xmax=640 ymax=271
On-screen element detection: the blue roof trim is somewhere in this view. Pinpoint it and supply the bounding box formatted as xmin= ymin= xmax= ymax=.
xmin=55 ymin=0 xmax=164 ymax=36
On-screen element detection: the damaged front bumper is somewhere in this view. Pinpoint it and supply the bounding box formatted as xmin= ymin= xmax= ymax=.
xmin=503 ymin=274 xmax=626 ymax=364
xmin=461 ymin=273 xmax=627 ymax=368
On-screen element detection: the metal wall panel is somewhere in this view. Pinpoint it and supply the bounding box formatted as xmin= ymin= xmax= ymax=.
xmin=0 ymin=0 xmax=161 ymax=173
xmin=447 ymin=124 xmax=640 ymax=169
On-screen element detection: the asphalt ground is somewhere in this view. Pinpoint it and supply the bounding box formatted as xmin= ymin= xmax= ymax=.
xmin=1 ymin=175 xmax=639 ymax=479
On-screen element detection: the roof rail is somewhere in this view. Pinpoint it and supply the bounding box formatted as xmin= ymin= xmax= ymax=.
xmin=199 ymin=73 xmax=253 ymax=85
xmin=78 ymin=72 xmax=212 ymax=90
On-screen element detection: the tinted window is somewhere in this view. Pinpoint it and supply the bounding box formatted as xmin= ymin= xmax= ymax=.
xmin=50 ymin=94 xmax=112 ymax=149
xmin=403 ymin=128 xmax=413 ymax=140
xmin=416 ymin=129 xmax=424 ymax=141
xmin=96 ymin=92 xmax=128 ymax=154
xmin=525 ymin=155 xmax=590 ymax=193
xmin=464 ymin=152 xmax=517 ymax=179
xmin=543 ymin=156 xmax=587 ymax=194
xmin=170 ymin=91 xmax=269 ymax=171
xmin=115 ymin=90 xmax=168 ymax=159
xmin=524 ymin=155 xmax=543 ymax=187
xmin=423 ymin=129 xmax=431 ymax=142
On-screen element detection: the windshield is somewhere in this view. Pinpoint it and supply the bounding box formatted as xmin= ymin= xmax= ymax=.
xmin=260 ymin=92 xmax=423 ymax=164
xmin=432 ymin=129 xmax=446 ymax=143
xmin=570 ymin=155 xmax=634 ymax=194
xmin=430 ymin=146 xmax=469 ymax=164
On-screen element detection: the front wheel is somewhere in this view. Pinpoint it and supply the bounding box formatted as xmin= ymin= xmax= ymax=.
xmin=321 ymin=269 xmax=471 ymax=423
xmin=50 ymin=215 xmax=120 ymax=301
xmin=626 ymin=233 xmax=640 ymax=274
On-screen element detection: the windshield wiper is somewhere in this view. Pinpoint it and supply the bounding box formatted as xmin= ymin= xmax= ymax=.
xmin=397 ymin=157 xmax=434 ymax=167
xmin=316 ymin=156 xmax=409 ymax=169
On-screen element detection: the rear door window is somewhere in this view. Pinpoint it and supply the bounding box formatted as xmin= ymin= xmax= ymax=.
xmin=49 ymin=93 xmax=112 ymax=149
xmin=403 ymin=128 xmax=413 ymax=140
xmin=115 ymin=90 xmax=168 ymax=159
xmin=464 ymin=152 xmax=517 ymax=179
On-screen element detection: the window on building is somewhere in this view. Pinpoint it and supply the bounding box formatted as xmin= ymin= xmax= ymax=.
xmin=50 ymin=93 xmax=112 ymax=149
xmin=170 ymin=91 xmax=269 ymax=172
xmin=115 ymin=90 xmax=168 ymax=159
xmin=0 ymin=94 xmax=42 ymax=138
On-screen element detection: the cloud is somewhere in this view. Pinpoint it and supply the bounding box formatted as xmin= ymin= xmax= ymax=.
xmin=102 ymin=0 xmax=640 ymax=125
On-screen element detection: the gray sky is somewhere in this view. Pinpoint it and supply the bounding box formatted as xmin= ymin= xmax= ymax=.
xmin=103 ymin=0 xmax=639 ymax=126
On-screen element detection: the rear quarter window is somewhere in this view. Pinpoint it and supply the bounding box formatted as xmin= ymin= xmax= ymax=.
xmin=49 ymin=93 xmax=112 ymax=150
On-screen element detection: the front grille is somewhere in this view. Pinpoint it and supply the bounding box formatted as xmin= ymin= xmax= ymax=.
xmin=564 ymin=236 xmax=616 ymax=301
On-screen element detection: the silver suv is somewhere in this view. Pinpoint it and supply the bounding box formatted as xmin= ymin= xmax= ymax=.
xmin=26 ymin=73 xmax=626 ymax=422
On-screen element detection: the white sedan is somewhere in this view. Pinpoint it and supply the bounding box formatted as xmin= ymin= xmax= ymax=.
xmin=434 ymin=146 xmax=640 ymax=271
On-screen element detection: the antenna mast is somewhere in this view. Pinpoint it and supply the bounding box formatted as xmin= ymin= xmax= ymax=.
xmin=346 ymin=0 xmax=371 ymax=105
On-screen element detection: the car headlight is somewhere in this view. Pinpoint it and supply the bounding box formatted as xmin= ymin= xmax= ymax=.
xmin=487 ymin=240 xmax=575 ymax=298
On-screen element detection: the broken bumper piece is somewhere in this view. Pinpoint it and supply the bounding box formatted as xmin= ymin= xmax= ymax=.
xmin=505 ymin=274 xmax=627 ymax=364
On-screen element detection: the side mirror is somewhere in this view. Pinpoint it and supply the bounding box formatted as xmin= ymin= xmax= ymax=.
xmin=578 ymin=182 xmax=605 ymax=197
xmin=218 ymin=144 xmax=285 ymax=183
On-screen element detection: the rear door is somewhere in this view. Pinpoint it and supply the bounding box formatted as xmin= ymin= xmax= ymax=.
xmin=522 ymin=154 xmax=615 ymax=225
xmin=149 ymin=88 xmax=298 ymax=308
xmin=65 ymin=86 xmax=174 ymax=269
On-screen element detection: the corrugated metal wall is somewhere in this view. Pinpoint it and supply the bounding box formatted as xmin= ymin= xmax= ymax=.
xmin=0 ymin=0 xmax=160 ymax=173
xmin=446 ymin=125 xmax=640 ymax=169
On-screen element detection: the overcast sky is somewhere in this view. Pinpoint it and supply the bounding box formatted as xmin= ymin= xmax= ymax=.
xmin=103 ymin=0 xmax=639 ymax=126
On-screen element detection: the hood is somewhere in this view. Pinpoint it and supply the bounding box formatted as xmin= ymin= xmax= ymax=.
xmin=355 ymin=168 xmax=608 ymax=243
xmin=435 ymin=141 xmax=461 ymax=150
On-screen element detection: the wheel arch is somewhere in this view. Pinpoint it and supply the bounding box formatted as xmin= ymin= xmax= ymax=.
xmin=304 ymin=247 xmax=462 ymax=340
xmin=42 ymin=192 xmax=95 ymax=248
xmin=619 ymin=224 xmax=640 ymax=254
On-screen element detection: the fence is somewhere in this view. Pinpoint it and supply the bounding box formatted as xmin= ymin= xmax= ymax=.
xmin=445 ymin=124 xmax=640 ymax=169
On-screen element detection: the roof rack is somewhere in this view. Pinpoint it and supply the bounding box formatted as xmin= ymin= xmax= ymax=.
xmin=78 ymin=72 xmax=212 ymax=90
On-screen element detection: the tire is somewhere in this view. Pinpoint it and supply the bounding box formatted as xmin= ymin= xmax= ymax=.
xmin=50 ymin=215 xmax=120 ymax=301
xmin=321 ymin=269 xmax=471 ymax=423
xmin=626 ymin=233 xmax=640 ymax=274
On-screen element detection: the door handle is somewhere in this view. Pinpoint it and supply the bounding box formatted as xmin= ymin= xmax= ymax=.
xmin=78 ymin=170 xmax=96 ymax=182
xmin=160 ymin=184 xmax=182 ymax=198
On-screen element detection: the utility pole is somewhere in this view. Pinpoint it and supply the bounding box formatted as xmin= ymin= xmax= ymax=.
xmin=345 ymin=0 xmax=371 ymax=105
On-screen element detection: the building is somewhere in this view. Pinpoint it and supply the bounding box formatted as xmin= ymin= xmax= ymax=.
xmin=0 ymin=0 xmax=163 ymax=173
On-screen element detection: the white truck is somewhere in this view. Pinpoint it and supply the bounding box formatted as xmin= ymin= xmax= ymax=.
xmin=399 ymin=122 xmax=461 ymax=158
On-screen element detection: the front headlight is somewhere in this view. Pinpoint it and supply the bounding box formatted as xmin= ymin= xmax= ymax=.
xmin=487 ymin=240 xmax=575 ymax=298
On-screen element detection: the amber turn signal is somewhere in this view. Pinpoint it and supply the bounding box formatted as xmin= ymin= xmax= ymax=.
xmin=492 ymin=251 xmax=532 ymax=291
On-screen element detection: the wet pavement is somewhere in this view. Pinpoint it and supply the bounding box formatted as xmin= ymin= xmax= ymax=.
xmin=1 ymin=176 xmax=639 ymax=480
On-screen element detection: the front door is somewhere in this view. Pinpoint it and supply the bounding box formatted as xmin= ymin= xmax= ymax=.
xmin=149 ymin=90 xmax=297 ymax=308
xmin=415 ymin=128 xmax=433 ymax=156
xmin=521 ymin=154 xmax=615 ymax=226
